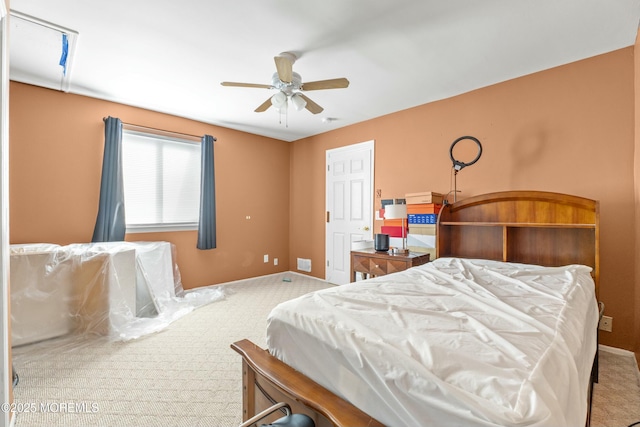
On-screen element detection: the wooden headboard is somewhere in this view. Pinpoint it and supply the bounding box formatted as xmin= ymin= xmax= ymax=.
xmin=436 ymin=190 xmax=599 ymax=294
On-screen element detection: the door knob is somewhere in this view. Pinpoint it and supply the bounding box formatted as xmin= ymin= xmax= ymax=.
xmin=362 ymin=226 xmax=370 ymax=231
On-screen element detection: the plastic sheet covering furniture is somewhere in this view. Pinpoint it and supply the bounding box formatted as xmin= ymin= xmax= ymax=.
xmin=10 ymin=241 xmax=223 ymax=345
xmin=10 ymin=244 xmax=73 ymax=346
xmin=267 ymin=257 xmax=599 ymax=427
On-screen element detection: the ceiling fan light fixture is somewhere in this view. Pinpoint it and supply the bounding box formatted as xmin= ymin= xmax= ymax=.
xmin=290 ymin=93 xmax=307 ymax=111
xmin=271 ymin=91 xmax=287 ymax=108
xmin=222 ymin=53 xmax=347 ymax=118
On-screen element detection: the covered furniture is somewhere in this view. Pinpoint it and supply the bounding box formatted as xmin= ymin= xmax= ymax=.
xmin=10 ymin=241 xmax=177 ymax=345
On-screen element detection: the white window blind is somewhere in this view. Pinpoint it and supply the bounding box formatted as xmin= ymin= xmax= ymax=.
xmin=122 ymin=129 xmax=201 ymax=232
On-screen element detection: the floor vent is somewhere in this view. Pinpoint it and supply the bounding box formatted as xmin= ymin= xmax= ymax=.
xmin=297 ymin=258 xmax=311 ymax=272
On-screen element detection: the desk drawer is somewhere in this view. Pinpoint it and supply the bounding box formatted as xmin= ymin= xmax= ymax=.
xmin=368 ymin=259 xmax=388 ymax=276
xmin=352 ymin=255 xmax=389 ymax=275
xmin=352 ymin=254 xmax=409 ymax=276
xmin=351 ymin=250 xmax=431 ymax=282
xmin=352 ymin=254 xmax=373 ymax=274
xmin=386 ymin=259 xmax=410 ymax=274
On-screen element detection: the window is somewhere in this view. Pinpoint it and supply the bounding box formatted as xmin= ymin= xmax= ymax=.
xmin=122 ymin=129 xmax=201 ymax=232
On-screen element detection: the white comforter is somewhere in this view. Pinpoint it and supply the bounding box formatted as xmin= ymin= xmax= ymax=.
xmin=267 ymin=257 xmax=599 ymax=427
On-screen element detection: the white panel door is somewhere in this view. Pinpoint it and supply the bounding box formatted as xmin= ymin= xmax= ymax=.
xmin=326 ymin=141 xmax=374 ymax=285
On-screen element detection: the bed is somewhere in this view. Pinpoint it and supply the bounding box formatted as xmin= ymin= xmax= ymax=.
xmin=232 ymin=191 xmax=600 ymax=427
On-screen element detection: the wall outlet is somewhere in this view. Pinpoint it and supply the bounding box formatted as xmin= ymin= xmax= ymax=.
xmin=274 ymin=258 xmax=278 ymax=266
xmin=263 ymin=254 xmax=269 ymax=263
xmin=599 ymin=315 xmax=613 ymax=332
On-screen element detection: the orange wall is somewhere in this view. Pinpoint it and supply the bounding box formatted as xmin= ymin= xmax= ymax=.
xmin=9 ymin=82 xmax=291 ymax=289
xmin=290 ymin=48 xmax=637 ymax=351
xmin=8 ymin=48 xmax=638 ymax=352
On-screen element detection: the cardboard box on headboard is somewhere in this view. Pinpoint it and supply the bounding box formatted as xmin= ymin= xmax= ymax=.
xmin=405 ymin=192 xmax=444 ymax=204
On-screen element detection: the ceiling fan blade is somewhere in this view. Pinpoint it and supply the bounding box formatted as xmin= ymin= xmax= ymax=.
xmin=221 ymin=82 xmax=272 ymax=89
xmin=299 ymin=94 xmax=324 ymax=114
xmin=302 ymin=78 xmax=350 ymax=91
xmin=274 ymin=52 xmax=296 ymax=83
xmin=255 ymin=97 xmax=272 ymax=113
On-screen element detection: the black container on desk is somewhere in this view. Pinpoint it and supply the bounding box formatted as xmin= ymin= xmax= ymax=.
xmin=374 ymin=233 xmax=390 ymax=252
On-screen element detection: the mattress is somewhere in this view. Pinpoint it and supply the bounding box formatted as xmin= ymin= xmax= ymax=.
xmin=266 ymin=257 xmax=599 ymax=427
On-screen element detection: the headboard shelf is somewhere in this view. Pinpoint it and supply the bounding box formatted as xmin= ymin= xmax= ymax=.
xmin=440 ymin=221 xmax=596 ymax=229
xmin=436 ymin=191 xmax=599 ymax=295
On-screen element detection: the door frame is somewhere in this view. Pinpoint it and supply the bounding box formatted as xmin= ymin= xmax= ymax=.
xmin=325 ymin=140 xmax=374 ymax=283
xmin=0 ymin=2 xmax=10 ymax=426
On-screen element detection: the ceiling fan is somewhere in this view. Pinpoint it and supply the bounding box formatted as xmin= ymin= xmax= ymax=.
xmin=221 ymin=52 xmax=349 ymax=115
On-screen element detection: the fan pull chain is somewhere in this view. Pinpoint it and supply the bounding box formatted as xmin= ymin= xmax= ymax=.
xmin=278 ymin=105 xmax=289 ymax=128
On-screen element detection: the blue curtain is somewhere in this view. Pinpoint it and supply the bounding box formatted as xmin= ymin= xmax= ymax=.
xmin=197 ymin=135 xmax=217 ymax=249
xmin=92 ymin=116 xmax=126 ymax=242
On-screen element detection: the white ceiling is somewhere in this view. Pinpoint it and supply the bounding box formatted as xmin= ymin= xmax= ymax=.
xmin=8 ymin=0 xmax=640 ymax=142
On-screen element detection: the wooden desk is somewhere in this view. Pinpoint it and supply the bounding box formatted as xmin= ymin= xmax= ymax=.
xmin=350 ymin=249 xmax=430 ymax=282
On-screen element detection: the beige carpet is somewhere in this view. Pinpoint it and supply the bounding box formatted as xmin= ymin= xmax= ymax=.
xmin=592 ymin=349 xmax=640 ymax=427
xmin=11 ymin=272 xmax=640 ymax=427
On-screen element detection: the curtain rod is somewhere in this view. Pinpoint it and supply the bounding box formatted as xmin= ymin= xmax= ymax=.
xmin=102 ymin=117 xmax=214 ymax=141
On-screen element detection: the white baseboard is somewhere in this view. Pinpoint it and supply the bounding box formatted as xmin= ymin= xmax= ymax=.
xmin=188 ymin=270 xmax=329 ymax=291
xmin=599 ymin=344 xmax=636 ymax=357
